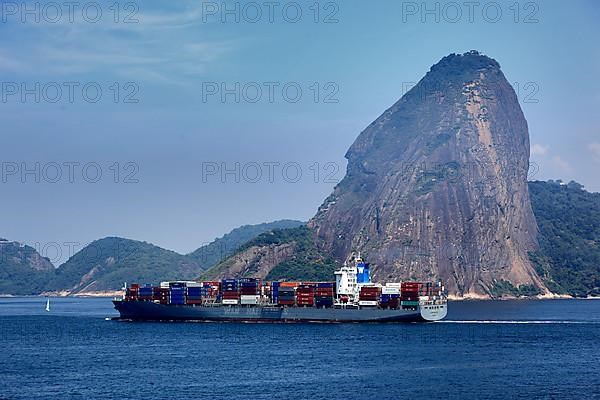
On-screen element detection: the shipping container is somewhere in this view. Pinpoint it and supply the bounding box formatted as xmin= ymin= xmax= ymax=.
xmin=278 ymin=296 xmax=295 ymax=300
xmin=240 ymin=295 xmax=260 ymax=305
xmin=222 ymin=299 xmax=239 ymax=305
xmin=277 ymin=299 xmax=295 ymax=306
xmin=315 ymin=298 xmax=334 ymax=308
xmin=400 ymin=296 xmax=418 ymax=301
xmin=279 ymin=282 xmax=300 ymax=288
xmin=401 ymin=300 xmax=419 ymax=306
xmin=316 ymin=282 xmax=334 ymax=288
xmin=358 ymin=300 xmax=378 ymax=306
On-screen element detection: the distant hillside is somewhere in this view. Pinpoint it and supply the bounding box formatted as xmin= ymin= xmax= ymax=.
xmin=529 ymin=180 xmax=600 ymax=297
xmin=201 ymin=226 xmax=337 ymax=282
xmin=51 ymin=220 xmax=304 ymax=293
xmin=188 ymin=220 xmax=304 ymax=266
xmin=0 ymin=240 xmax=54 ymax=295
xmin=50 ymin=237 xmax=201 ymax=293
xmin=0 ymin=220 xmax=306 ymax=295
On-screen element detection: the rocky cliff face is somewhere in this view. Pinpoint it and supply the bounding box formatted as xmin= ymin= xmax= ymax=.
xmin=308 ymin=51 xmax=546 ymax=296
xmin=201 ymin=243 xmax=297 ymax=280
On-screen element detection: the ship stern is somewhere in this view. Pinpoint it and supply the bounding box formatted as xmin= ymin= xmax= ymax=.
xmin=419 ymin=301 xmax=448 ymax=321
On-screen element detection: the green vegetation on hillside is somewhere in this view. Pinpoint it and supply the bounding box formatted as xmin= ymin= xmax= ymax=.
xmin=0 ymin=242 xmax=54 ymax=295
xmin=256 ymin=227 xmax=337 ymax=281
xmin=0 ymin=220 xmax=304 ymax=294
xmin=188 ymin=220 xmax=304 ymax=267
xmin=50 ymin=237 xmax=199 ymax=293
xmin=203 ymin=226 xmax=338 ymax=282
xmin=529 ymin=180 xmax=600 ymax=297
xmin=489 ymin=279 xmax=541 ymax=298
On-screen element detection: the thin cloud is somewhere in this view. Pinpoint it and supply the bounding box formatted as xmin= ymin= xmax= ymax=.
xmin=531 ymin=143 xmax=549 ymax=156
xmin=551 ymin=155 xmax=573 ymax=172
xmin=589 ymin=143 xmax=600 ymax=162
xmin=0 ymin=3 xmax=235 ymax=80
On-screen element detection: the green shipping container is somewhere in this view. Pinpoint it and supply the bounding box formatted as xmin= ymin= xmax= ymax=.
xmin=401 ymin=301 xmax=419 ymax=306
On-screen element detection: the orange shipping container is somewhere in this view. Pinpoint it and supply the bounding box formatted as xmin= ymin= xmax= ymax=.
xmin=279 ymin=282 xmax=300 ymax=288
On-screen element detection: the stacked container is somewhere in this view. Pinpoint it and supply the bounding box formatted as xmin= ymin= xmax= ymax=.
xmin=138 ymin=285 xmax=154 ymax=301
xmin=400 ymin=282 xmax=421 ymax=308
xmin=271 ymin=282 xmax=280 ymax=304
xmin=187 ymin=285 xmax=202 ymax=305
xmin=159 ymin=287 xmax=169 ymax=304
xmin=419 ymin=282 xmax=443 ymax=297
xmin=201 ymin=281 xmax=220 ymax=302
xmin=296 ymin=284 xmax=315 ymax=307
xmin=221 ymin=279 xmax=239 ymax=305
xmin=239 ymin=278 xmax=261 ymax=305
xmin=169 ymin=284 xmax=186 ymax=305
xmin=315 ymin=282 xmax=334 ymax=308
xmin=125 ymin=284 xmax=139 ymax=301
xmin=277 ymin=285 xmax=296 ymax=306
xmin=358 ymin=286 xmax=381 ymax=306
xmin=380 ymin=286 xmax=400 ymax=309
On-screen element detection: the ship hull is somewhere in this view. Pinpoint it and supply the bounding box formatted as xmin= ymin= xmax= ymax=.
xmin=113 ymin=300 xmax=447 ymax=323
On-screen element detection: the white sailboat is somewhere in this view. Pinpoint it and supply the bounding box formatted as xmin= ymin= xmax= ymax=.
xmin=45 ymin=298 xmax=50 ymax=312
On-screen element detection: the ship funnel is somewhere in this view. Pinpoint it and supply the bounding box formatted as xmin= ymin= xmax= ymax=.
xmin=356 ymin=262 xmax=370 ymax=284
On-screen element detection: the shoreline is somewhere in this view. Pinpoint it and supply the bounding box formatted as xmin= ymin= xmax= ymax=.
xmin=1 ymin=293 xmax=599 ymax=300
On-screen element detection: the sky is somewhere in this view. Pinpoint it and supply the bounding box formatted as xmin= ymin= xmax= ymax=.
xmin=0 ymin=0 xmax=599 ymax=265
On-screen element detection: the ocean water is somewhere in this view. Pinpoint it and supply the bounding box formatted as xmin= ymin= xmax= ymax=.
xmin=1 ymin=298 xmax=599 ymax=400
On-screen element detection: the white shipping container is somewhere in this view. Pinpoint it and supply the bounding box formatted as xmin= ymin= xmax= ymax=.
xmin=385 ymin=283 xmax=402 ymax=288
xmin=222 ymin=299 xmax=239 ymax=305
xmin=160 ymin=282 xmax=170 ymax=288
xmin=358 ymin=300 xmax=378 ymax=306
xmin=382 ymin=287 xmax=400 ymax=294
xmin=240 ymin=295 xmax=260 ymax=300
xmin=240 ymin=295 xmax=260 ymax=305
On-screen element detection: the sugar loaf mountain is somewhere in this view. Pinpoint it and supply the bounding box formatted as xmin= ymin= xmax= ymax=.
xmin=312 ymin=51 xmax=543 ymax=297
xmin=1 ymin=52 xmax=599 ymax=297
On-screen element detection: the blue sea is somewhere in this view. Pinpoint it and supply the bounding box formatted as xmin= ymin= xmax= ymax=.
xmin=1 ymin=298 xmax=599 ymax=400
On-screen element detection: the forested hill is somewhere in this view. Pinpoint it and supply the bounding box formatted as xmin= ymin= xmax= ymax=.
xmin=0 ymin=220 xmax=304 ymax=295
xmin=529 ymin=180 xmax=600 ymax=296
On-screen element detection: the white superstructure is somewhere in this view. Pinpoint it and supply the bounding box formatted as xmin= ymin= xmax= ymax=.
xmin=334 ymin=262 xmax=358 ymax=300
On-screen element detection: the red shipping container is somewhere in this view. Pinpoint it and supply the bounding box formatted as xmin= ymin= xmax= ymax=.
xmin=277 ymin=300 xmax=295 ymax=305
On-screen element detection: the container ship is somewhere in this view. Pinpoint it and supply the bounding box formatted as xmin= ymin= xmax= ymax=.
xmin=113 ymin=256 xmax=447 ymax=322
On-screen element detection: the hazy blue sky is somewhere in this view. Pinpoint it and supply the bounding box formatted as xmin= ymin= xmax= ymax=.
xmin=1 ymin=0 xmax=599 ymax=264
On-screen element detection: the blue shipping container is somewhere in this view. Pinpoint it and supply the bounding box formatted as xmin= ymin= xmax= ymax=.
xmin=316 ymin=282 xmax=334 ymax=288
